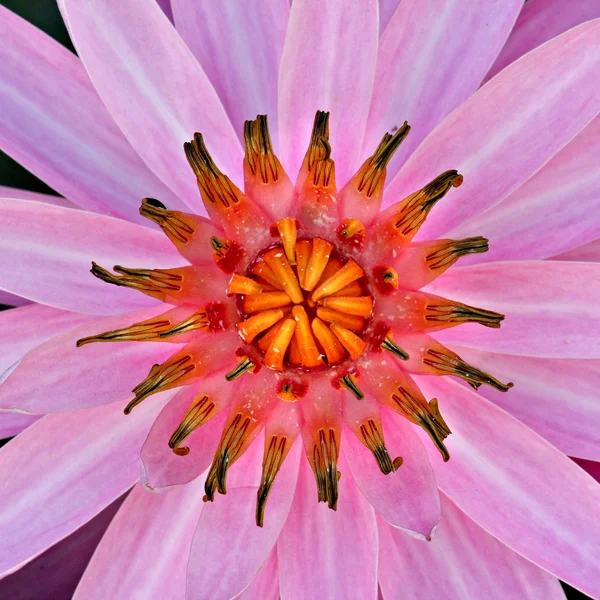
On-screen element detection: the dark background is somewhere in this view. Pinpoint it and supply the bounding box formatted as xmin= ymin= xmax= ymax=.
xmin=0 ymin=2 xmax=592 ymax=598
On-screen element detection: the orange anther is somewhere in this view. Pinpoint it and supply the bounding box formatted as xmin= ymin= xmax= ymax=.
xmin=242 ymin=292 xmax=291 ymax=313
xmin=227 ymin=274 xmax=263 ymax=296
xmin=292 ymin=306 xmax=323 ymax=368
xmin=289 ymin=336 xmax=302 ymax=366
xmin=264 ymin=319 xmax=297 ymax=371
xmin=295 ymin=239 xmax=312 ymax=288
xmin=257 ymin=319 xmax=285 ymax=352
xmin=262 ymin=249 xmax=304 ymax=304
xmin=338 ymin=218 xmax=366 ymax=242
xmin=276 ymin=218 xmax=298 ymax=265
xmin=330 ymin=322 xmax=367 ymax=360
xmin=311 ymin=318 xmax=346 ymax=365
xmin=237 ymin=309 xmax=284 ymax=343
xmin=311 ymin=259 xmax=364 ymax=302
xmin=303 ymin=238 xmax=334 ymax=291
xmin=322 ymin=296 xmax=374 ymax=318
xmin=331 ymin=281 xmax=363 ymax=297
xmin=316 ymin=307 xmax=366 ymax=332
xmin=251 ymin=260 xmax=284 ymax=290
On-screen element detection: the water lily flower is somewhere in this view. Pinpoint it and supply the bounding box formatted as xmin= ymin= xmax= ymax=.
xmin=1 ymin=1 xmax=600 ymax=599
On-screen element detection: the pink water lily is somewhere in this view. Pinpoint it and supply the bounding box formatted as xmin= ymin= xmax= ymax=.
xmin=1 ymin=1 xmax=600 ymax=599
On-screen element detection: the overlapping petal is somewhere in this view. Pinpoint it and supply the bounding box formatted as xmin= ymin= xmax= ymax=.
xmin=0 ymin=6 xmax=183 ymax=223
xmin=415 ymin=376 xmax=600 ymax=599
xmin=0 ymin=200 xmax=185 ymax=314
xmin=0 ymin=186 xmax=76 ymax=209
xmin=0 ymin=394 xmax=169 ymax=577
xmin=0 ymin=411 xmax=40 ymax=439
xmin=448 ymin=345 xmax=600 ymax=460
xmin=552 ymin=238 xmax=600 ymax=262
xmin=378 ymin=495 xmax=565 ymax=600
xmin=73 ymin=481 xmax=204 ymax=600
xmin=278 ymin=0 xmax=379 ymax=184
xmin=60 ymin=0 xmax=243 ymax=210
xmin=428 ymin=261 xmax=600 ymax=358
xmin=366 ymin=0 xmax=521 ymax=181
xmin=384 ymin=19 xmax=600 ymax=240
xmin=172 ymin=0 xmax=289 ymax=144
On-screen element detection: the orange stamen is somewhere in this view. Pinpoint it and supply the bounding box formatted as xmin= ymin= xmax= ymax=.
xmin=322 ymin=296 xmax=374 ymax=318
xmin=264 ymin=319 xmax=297 ymax=371
xmin=295 ymin=239 xmax=312 ymax=288
xmin=237 ymin=309 xmax=285 ymax=343
xmin=303 ymin=238 xmax=333 ymax=291
xmin=329 ymin=323 xmax=367 ymax=360
xmin=262 ymin=248 xmax=304 ymax=303
xmin=242 ymin=292 xmax=291 ymax=314
xmin=311 ymin=318 xmax=346 ymax=365
xmin=227 ymin=274 xmax=263 ymax=296
xmin=275 ymin=218 xmax=298 ymax=265
xmin=257 ymin=319 xmax=285 ymax=352
xmin=315 ymin=307 xmax=366 ymax=332
xmin=311 ymin=259 xmax=364 ymax=302
xmin=292 ymin=306 xmax=323 ymax=368
xmin=330 ymin=281 xmax=363 ymax=297
xmin=289 ymin=336 xmax=302 ymax=366
xmin=251 ymin=260 xmax=284 ymax=290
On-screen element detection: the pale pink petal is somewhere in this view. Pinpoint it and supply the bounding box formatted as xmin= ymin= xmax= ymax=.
xmin=427 ymin=261 xmax=600 ymax=358
xmin=0 ymin=200 xmax=185 ymax=314
xmin=277 ymin=454 xmax=378 ymax=600
xmin=0 ymin=394 xmax=169 ymax=577
xmin=186 ymin=438 xmax=301 ymax=600
xmin=0 ymin=495 xmax=125 ymax=600
xmin=342 ymin=409 xmax=440 ymax=539
xmin=447 ymin=345 xmax=600 ymax=460
xmin=378 ymin=495 xmax=565 ymax=600
xmin=0 ymin=6 xmax=184 ymax=224
xmin=0 ymin=411 xmax=41 ymax=439
xmin=384 ymin=20 xmax=600 ymax=240
xmin=278 ymin=0 xmax=379 ymax=185
xmin=454 ymin=116 xmax=600 ymax=262
xmin=172 ymin=0 xmax=289 ymax=143
xmin=552 ymin=238 xmax=600 ymax=262
xmin=237 ymin=550 xmax=279 ymax=600
xmin=366 ymin=0 xmax=521 ymax=181
xmin=0 ymin=307 xmax=180 ymax=413
xmin=486 ymin=0 xmax=600 ymax=81
xmin=414 ymin=376 xmax=600 ymax=599
xmin=574 ymin=458 xmax=600 ymax=484
xmin=0 ymin=304 xmax=96 ymax=375
xmin=0 ymin=186 xmax=76 ymax=209
xmin=74 ymin=481 xmax=204 ymax=600
xmin=140 ymin=386 xmax=228 ymax=491
xmin=60 ymin=0 xmax=243 ymax=210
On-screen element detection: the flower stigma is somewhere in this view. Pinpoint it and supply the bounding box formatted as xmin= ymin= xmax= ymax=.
xmin=79 ymin=111 xmax=513 ymax=526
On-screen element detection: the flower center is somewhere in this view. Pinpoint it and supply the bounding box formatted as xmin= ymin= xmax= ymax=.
xmin=230 ymin=228 xmax=373 ymax=372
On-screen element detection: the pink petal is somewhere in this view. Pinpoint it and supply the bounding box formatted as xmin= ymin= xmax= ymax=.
xmin=384 ymin=19 xmax=600 ymax=239
xmin=0 ymin=304 xmax=96 ymax=376
xmin=574 ymin=458 xmax=600 ymax=484
xmin=454 ymin=116 xmax=600 ymax=262
xmin=0 ymin=6 xmax=183 ymax=224
xmin=156 ymin=0 xmax=173 ymax=22
xmin=486 ymin=0 xmax=600 ymax=81
xmin=414 ymin=375 xmax=600 ymax=599
xmin=60 ymin=0 xmax=243 ymax=211
xmin=186 ymin=438 xmax=301 ymax=600
xmin=0 ymin=411 xmax=41 ymax=439
xmin=277 ymin=454 xmax=379 ymax=600
xmin=366 ymin=0 xmax=521 ymax=182
xmin=0 ymin=306 xmax=180 ymax=413
xmin=172 ymin=0 xmax=289 ymax=144
xmin=0 ymin=186 xmax=76 ymax=209
xmin=140 ymin=385 xmax=229 ymax=491
xmin=0 ymin=291 xmax=29 ymax=307
xmin=73 ymin=481 xmax=204 ymax=600
xmin=378 ymin=495 xmax=565 ymax=600
xmin=0 ymin=393 xmax=170 ymax=577
xmin=447 ymin=345 xmax=600 ymax=460
xmin=342 ymin=409 xmax=440 ymax=539
xmin=278 ymin=0 xmax=379 ymax=185
xmin=237 ymin=550 xmax=279 ymax=600
xmin=552 ymin=238 xmax=600 ymax=262
xmin=0 ymin=495 xmax=125 ymax=600
xmin=427 ymin=261 xmax=600 ymax=358
xmin=0 ymin=200 xmax=185 ymax=314
xmin=378 ymin=0 xmax=400 ymax=35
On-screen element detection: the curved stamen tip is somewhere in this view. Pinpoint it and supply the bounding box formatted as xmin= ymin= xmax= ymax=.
xmin=225 ymin=357 xmax=256 ymax=381
xmin=381 ymin=336 xmax=409 ymax=360
xmin=339 ymin=374 xmax=364 ymax=400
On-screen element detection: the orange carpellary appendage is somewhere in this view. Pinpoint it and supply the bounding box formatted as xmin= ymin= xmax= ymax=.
xmin=82 ymin=110 xmax=511 ymax=526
